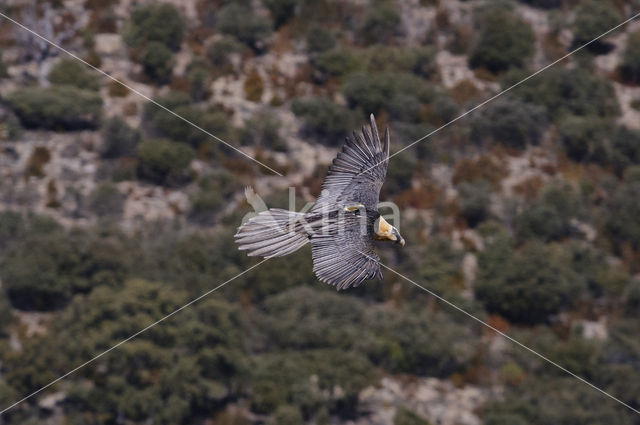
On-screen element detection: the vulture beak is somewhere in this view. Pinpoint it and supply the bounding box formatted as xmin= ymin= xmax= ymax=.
xmin=392 ymin=227 xmax=405 ymax=247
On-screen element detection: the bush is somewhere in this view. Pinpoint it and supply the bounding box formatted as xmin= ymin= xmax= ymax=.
xmin=557 ymin=115 xmax=612 ymax=163
xmin=244 ymin=68 xmax=264 ymax=102
xmin=306 ymin=26 xmax=335 ymax=53
xmin=88 ymin=183 xmax=124 ymax=218
xmin=206 ymin=36 xmax=243 ymax=69
xmin=606 ymin=180 xmax=640 ymax=249
xmin=141 ymin=41 xmax=174 ymax=84
xmin=185 ymin=59 xmax=211 ymax=101
xmin=469 ymin=7 xmax=535 ymax=74
xmin=343 ymin=72 xmax=432 ymax=117
xmin=573 ymin=0 xmax=620 ymax=44
xmin=457 ymin=180 xmax=492 ymax=227
xmin=0 ymin=51 xmax=7 ymax=78
xmin=291 ymin=97 xmax=361 ymax=145
xmin=5 ymin=86 xmax=102 ymax=130
xmin=515 ymin=181 xmax=582 ymax=242
xmin=620 ymin=31 xmax=640 ymax=83
xmin=48 ymin=59 xmax=100 ymax=91
xmin=101 ymin=116 xmax=141 ymax=158
xmin=311 ymin=47 xmax=364 ymax=79
xmin=264 ymin=0 xmax=297 ymax=28
xmin=123 ymin=3 xmax=185 ymax=50
xmin=189 ymin=173 xmax=241 ymax=225
xmin=359 ymin=1 xmax=402 ymax=45
xmin=470 ymin=96 xmax=547 ymax=149
xmin=137 ymin=139 xmax=195 ymax=186
xmin=145 ymin=94 xmax=231 ymax=149
xmin=395 ymin=408 xmax=432 ymax=425
xmin=505 ymin=67 xmax=619 ymax=119
xmin=476 ymin=240 xmax=584 ymax=323
xmin=241 ymin=112 xmax=286 ymax=151
xmin=364 ymin=46 xmax=437 ymax=78
xmin=217 ymin=3 xmax=272 ymax=51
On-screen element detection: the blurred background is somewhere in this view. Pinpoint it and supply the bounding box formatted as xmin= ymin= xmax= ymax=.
xmin=0 ymin=0 xmax=640 ymax=424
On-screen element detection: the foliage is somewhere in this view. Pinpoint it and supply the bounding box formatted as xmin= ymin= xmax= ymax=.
xmin=123 ymin=3 xmax=185 ymax=50
xmin=359 ymin=1 xmax=402 ymax=45
xmin=306 ymin=26 xmax=336 ymax=53
xmin=470 ymin=96 xmax=547 ymax=148
xmin=343 ymin=72 xmax=432 ymax=118
xmin=505 ymin=67 xmax=619 ymax=120
xmin=48 ymin=59 xmax=100 ymax=91
xmin=605 ymin=179 xmax=640 ymax=249
xmin=88 ymin=183 xmax=124 ymax=218
xmin=620 ymin=31 xmax=640 ymax=83
xmin=0 ymin=51 xmax=7 ymax=78
xmin=144 ymin=92 xmax=231 ymax=149
xmin=0 ymin=223 xmax=131 ymax=311
xmin=514 ymin=181 xmax=582 ymax=242
xmin=207 ymin=36 xmax=243 ymax=69
xmin=476 ymin=239 xmax=584 ymax=323
xmin=557 ymin=115 xmax=612 ymax=163
xmin=457 ymin=179 xmax=493 ymax=227
xmin=5 ymin=86 xmax=102 ymax=130
xmin=572 ymin=0 xmax=620 ymax=44
xmin=469 ymin=7 xmax=535 ymax=74
xmin=189 ymin=173 xmax=242 ymax=225
xmin=264 ymin=0 xmax=297 ymax=28
xmin=291 ymin=97 xmax=361 ymax=145
xmin=100 ymin=116 xmax=141 ymax=158
xmin=241 ymin=112 xmax=286 ymax=151
xmin=217 ymin=3 xmax=272 ymax=51
xmin=136 ymin=139 xmax=195 ymax=186
xmin=311 ymin=47 xmax=365 ymax=79
xmin=140 ymin=41 xmax=174 ymax=84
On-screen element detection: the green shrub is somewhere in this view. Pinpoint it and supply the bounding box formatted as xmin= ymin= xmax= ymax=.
xmin=206 ymin=36 xmax=243 ymax=69
xmin=557 ymin=115 xmax=612 ymax=163
xmin=343 ymin=72 xmax=432 ymax=117
xmin=123 ymin=3 xmax=185 ymax=50
xmin=291 ymin=97 xmax=361 ymax=145
xmin=620 ymin=31 xmax=640 ymax=83
xmin=141 ymin=41 xmax=174 ymax=84
xmin=359 ymin=1 xmax=402 ymax=45
xmin=306 ymin=26 xmax=335 ymax=53
xmin=469 ymin=7 xmax=535 ymax=74
xmin=137 ymin=139 xmax=195 ymax=186
xmin=145 ymin=94 xmax=231 ymax=149
xmin=217 ymin=3 xmax=272 ymax=51
xmin=363 ymin=45 xmax=437 ymax=78
xmin=470 ymin=96 xmax=547 ymax=148
xmin=48 ymin=59 xmax=100 ymax=91
xmin=515 ymin=182 xmax=582 ymax=242
xmin=189 ymin=173 xmax=241 ymax=225
xmin=5 ymin=86 xmax=102 ymax=130
xmin=264 ymin=0 xmax=297 ymax=28
xmin=185 ymin=59 xmax=211 ymax=101
xmin=271 ymin=405 xmax=303 ymax=425
xmin=312 ymin=47 xmax=364 ymax=79
xmin=505 ymin=67 xmax=619 ymax=119
xmin=101 ymin=116 xmax=141 ymax=158
xmin=476 ymin=241 xmax=584 ymax=323
xmin=573 ymin=0 xmax=620 ymax=44
xmin=605 ymin=180 xmax=640 ymax=249
xmin=88 ymin=183 xmax=124 ymax=218
xmin=241 ymin=112 xmax=286 ymax=151
xmin=457 ymin=180 xmax=492 ymax=227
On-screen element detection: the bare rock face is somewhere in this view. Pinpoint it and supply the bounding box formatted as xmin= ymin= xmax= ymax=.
xmin=94 ymin=34 xmax=125 ymax=56
xmin=355 ymin=376 xmax=486 ymax=425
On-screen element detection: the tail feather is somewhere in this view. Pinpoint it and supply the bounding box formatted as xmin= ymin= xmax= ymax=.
xmin=235 ymin=208 xmax=310 ymax=258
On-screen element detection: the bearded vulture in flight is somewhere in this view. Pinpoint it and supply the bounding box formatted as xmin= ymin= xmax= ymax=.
xmin=235 ymin=114 xmax=405 ymax=290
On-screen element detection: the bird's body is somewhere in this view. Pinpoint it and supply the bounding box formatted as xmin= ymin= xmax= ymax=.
xmin=235 ymin=114 xmax=404 ymax=290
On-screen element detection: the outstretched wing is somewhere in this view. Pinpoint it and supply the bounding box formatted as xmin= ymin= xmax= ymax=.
xmin=312 ymin=114 xmax=390 ymax=212
xmin=310 ymin=211 xmax=382 ymax=290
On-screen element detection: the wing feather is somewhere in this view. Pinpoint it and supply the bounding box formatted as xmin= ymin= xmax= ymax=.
xmin=312 ymin=114 xmax=389 ymax=212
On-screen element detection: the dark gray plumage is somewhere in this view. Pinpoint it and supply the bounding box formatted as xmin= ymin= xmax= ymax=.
xmin=235 ymin=114 xmax=404 ymax=290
